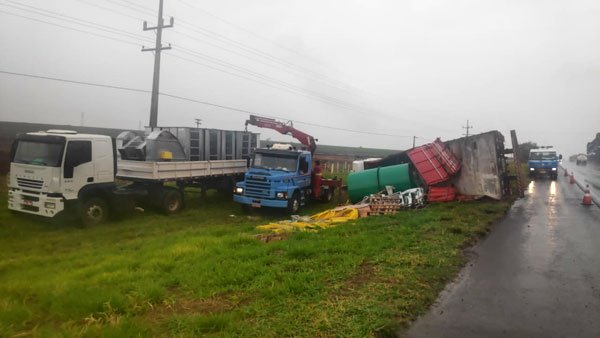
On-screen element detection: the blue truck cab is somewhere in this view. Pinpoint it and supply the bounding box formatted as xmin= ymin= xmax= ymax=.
xmin=528 ymin=148 xmax=559 ymax=179
xmin=234 ymin=147 xmax=312 ymax=213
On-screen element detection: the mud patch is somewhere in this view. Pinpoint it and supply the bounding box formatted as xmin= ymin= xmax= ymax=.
xmin=255 ymin=232 xmax=291 ymax=243
xmin=344 ymin=261 xmax=376 ymax=290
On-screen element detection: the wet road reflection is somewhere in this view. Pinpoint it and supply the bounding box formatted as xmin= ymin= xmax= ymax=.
xmin=405 ymin=174 xmax=600 ymax=338
xmin=528 ymin=180 xmax=535 ymax=194
xmin=549 ymin=181 xmax=556 ymax=196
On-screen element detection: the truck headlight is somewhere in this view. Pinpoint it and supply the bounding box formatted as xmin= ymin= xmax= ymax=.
xmin=235 ymin=187 xmax=244 ymax=194
xmin=530 ymin=168 xmax=535 ymax=171
xmin=276 ymin=192 xmax=287 ymax=199
xmin=551 ymin=168 xmax=556 ymax=171
xmin=45 ymin=202 xmax=56 ymax=209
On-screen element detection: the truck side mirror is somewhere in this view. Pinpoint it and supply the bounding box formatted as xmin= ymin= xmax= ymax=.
xmin=559 ymin=154 xmax=563 ymax=160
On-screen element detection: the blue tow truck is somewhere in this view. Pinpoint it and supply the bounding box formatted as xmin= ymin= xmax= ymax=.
xmin=233 ymin=115 xmax=342 ymax=214
xmin=528 ymin=148 xmax=560 ymax=179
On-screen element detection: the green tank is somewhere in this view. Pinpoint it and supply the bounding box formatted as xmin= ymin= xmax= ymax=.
xmin=348 ymin=164 xmax=417 ymax=203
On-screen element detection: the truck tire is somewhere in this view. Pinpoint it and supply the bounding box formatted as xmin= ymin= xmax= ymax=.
xmin=79 ymin=197 xmax=108 ymax=226
xmin=287 ymin=192 xmax=301 ymax=214
xmin=321 ymin=188 xmax=333 ymax=203
xmin=161 ymin=188 xmax=183 ymax=214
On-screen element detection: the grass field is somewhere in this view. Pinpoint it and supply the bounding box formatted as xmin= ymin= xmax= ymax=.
xmin=0 ymin=177 xmax=513 ymax=337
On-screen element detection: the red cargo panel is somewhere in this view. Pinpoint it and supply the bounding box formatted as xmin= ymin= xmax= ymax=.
xmin=427 ymin=186 xmax=456 ymax=202
xmin=407 ymin=145 xmax=450 ymax=185
xmin=430 ymin=138 xmax=461 ymax=175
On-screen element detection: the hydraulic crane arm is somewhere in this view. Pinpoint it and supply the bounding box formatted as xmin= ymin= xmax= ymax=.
xmin=245 ymin=115 xmax=317 ymax=154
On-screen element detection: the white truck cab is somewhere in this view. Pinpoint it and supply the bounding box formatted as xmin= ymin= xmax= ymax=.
xmin=8 ymin=130 xmax=115 ymax=219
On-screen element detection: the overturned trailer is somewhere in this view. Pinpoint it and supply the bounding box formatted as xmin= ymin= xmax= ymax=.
xmin=363 ymin=131 xmax=508 ymax=201
xmin=445 ymin=131 xmax=507 ymax=200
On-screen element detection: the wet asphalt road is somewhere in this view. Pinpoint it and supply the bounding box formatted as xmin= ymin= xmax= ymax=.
xmin=567 ymin=161 xmax=600 ymax=202
xmin=404 ymin=175 xmax=600 ymax=338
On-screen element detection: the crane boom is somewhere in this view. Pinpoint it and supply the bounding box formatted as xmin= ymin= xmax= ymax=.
xmin=245 ymin=115 xmax=317 ymax=154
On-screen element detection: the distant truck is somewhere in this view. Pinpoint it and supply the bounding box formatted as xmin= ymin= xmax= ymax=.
xmin=528 ymin=148 xmax=560 ymax=179
xmin=576 ymin=154 xmax=588 ymax=166
xmin=8 ymin=129 xmax=254 ymax=225
xmin=351 ymin=158 xmax=382 ymax=172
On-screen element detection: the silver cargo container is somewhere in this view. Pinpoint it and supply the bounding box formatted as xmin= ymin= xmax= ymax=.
xmin=146 ymin=126 xmax=259 ymax=161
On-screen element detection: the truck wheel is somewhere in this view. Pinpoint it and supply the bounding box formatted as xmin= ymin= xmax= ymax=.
xmin=79 ymin=197 xmax=108 ymax=226
xmin=161 ymin=188 xmax=183 ymax=214
xmin=321 ymin=188 xmax=333 ymax=203
xmin=287 ymin=193 xmax=300 ymax=214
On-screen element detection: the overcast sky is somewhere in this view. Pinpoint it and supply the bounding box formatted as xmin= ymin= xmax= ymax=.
xmin=0 ymin=0 xmax=599 ymax=155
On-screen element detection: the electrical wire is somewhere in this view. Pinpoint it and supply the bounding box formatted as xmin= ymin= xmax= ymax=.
xmin=0 ymin=0 xmax=154 ymax=44
xmin=100 ymin=0 xmax=362 ymax=95
xmin=2 ymin=2 xmax=450 ymax=134
xmin=0 ymin=9 xmax=142 ymax=47
xmin=0 ymin=69 xmax=416 ymax=138
xmin=0 ymin=1 xmax=388 ymax=118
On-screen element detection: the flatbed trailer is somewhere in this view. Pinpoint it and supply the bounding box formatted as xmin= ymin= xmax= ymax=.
xmin=117 ymin=159 xmax=247 ymax=182
xmin=8 ymin=130 xmax=250 ymax=225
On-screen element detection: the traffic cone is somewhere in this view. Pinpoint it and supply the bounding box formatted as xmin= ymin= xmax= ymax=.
xmin=582 ymin=185 xmax=593 ymax=205
xmin=564 ymin=168 xmax=569 ymax=177
xmin=570 ymin=172 xmax=575 ymax=184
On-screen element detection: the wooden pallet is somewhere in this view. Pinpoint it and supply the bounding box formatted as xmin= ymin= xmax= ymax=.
xmin=368 ymin=196 xmax=404 ymax=215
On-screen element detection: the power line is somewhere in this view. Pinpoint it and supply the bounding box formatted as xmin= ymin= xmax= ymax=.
xmin=0 ymin=0 xmax=154 ymax=43
xmin=0 ymin=4 xmax=374 ymax=116
xmin=2 ymin=2 xmax=449 ymax=134
xmin=0 ymin=69 xmax=416 ymax=138
xmin=75 ymin=0 xmax=145 ymax=22
xmin=120 ymin=0 xmax=361 ymax=94
xmin=18 ymin=0 xmax=371 ymax=114
xmin=172 ymin=46 xmax=380 ymax=113
xmin=0 ymin=9 xmax=143 ymax=47
xmin=175 ymin=0 xmax=331 ymax=71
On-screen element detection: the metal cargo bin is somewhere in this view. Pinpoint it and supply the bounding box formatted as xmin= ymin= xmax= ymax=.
xmin=139 ymin=127 xmax=258 ymax=161
xmin=145 ymin=126 xmax=202 ymax=161
xmin=430 ymin=138 xmax=461 ymax=175
xmin=235 ymin=131 xmax=259 ymax=159
xmin=189 ymin=128 xmax=205 ymax=161
xmin=221 ymin=130 xmax=236 ymax=160
xmin=427 ymin=186 xmax=456 ymax=202
xmin=205 ymin=129 xmax=222 ymax=160
xmin=407 ymin=145 xmax=449 ymax=185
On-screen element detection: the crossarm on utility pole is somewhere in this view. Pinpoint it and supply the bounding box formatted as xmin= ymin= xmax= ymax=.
xmin=142 ymin=0 xmax=174 ymax=130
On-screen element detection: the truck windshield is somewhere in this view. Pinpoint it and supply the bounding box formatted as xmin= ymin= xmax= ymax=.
xmin=530 ymin=152 xmax=557 ymax=161
xmin=12 ymin=141 xmax=64 ymax=167
xmin=252 ymin=153 xmax=298 ymax=172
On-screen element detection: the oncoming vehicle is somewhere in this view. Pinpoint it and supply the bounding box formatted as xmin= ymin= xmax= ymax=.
xmin=528 ymin=148 xmax=559 ymax=179
xmin=576 ymin=154 xmax=588 ymax=166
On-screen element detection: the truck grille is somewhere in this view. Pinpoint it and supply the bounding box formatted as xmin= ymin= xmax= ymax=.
xmin=17 ymin=178 xmax=44 ymax=190
xmin=245 ymin=176 xmax=271 ymax=198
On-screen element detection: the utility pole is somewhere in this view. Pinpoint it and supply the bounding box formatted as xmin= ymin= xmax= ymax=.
xmin=462 ymin=120 xmax=472 ymax=138
xmin=142 ymin=0 xmax=173 ymax=130
xmin=195 ymin=118 xmax=202 ymax=129
xmin=413 ymin=136 xmax=416 ymax=148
